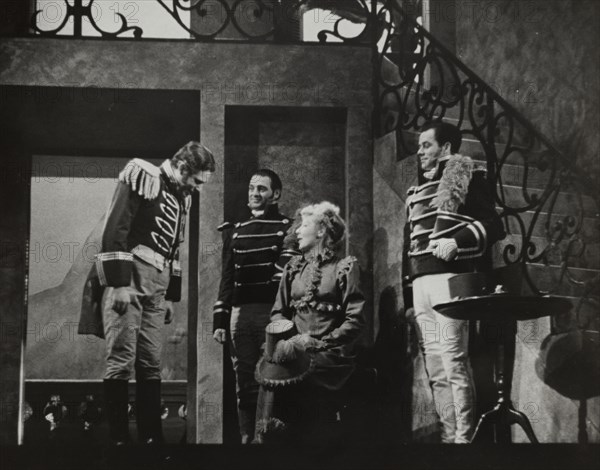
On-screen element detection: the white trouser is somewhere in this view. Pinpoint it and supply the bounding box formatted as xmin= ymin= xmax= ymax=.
xmin=412 ymin=273 xmax=475 ymax=443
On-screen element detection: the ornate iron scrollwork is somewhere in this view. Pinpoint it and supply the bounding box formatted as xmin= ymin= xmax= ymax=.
xmin=155 ymin=0 xmax=277 ymax=40
xmin=31 ymin=0 xmax=143 ymax=38
xmin=28 ymin=0 xmax=376 ymax=43
xmin=374 ymin=0 xmax=599 ymax=303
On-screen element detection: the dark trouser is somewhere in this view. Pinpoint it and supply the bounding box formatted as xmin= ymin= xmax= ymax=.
xmin=229 ymin=303 xmax=272 ymax=443
xmin=102 ymin=258 xmax=170 ymax=443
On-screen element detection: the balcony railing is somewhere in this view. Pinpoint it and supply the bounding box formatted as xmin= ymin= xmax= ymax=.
xmin=27 ymin=0 xmax=373 ymax=43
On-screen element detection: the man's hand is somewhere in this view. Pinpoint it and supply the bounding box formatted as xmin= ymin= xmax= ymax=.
xmin=429 ymin=238 xmax=458 ymax=261
xmin=111 ymin=287 xmax=131 ymax=315
xmin=164 ymin=301 xmax=174 ymax=325
xmin=213 ymin=328 xmax=227 ymax=344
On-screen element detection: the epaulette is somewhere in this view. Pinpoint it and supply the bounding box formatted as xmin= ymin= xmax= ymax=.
xmin=119 ymin=158 xmax=161 ymax=200
xmin=217 ymin=221 xmax=234 ymax=232
xmin=336 ymin=256 xmax=358 ymax=290
xmin=446 ymin=153 xmax=474 ymax=169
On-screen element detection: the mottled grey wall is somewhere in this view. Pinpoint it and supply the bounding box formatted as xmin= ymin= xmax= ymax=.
xmin=455 ymin=0 xmax=600 ymax=179
xmin=453 ymin=0 xmax=600 ymax=442
xmin=225 ymin=106 xmax=346 ymax=222
xmin=0 ymin=38 xmax=372 ymax=443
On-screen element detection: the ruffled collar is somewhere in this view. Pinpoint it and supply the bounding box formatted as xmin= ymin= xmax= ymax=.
xmin=287 ymin=247 xmax=337 ymax=309
xmin=303 ymin=246 xmax=335 ymax=265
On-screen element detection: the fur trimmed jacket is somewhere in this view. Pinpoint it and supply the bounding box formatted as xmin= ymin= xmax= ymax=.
xmin=402 ymin=154 xmax=505 ymax=290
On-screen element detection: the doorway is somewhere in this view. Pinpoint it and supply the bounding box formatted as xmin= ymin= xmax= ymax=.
xmin=222 ymin=104 xmax=347 ymax=442
xmin=0 ymin=85 xmax=200 ymax=444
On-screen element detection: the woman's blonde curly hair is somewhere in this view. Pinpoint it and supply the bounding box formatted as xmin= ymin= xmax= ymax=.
xmin=300 ymin=201 xmax=346 ymax=249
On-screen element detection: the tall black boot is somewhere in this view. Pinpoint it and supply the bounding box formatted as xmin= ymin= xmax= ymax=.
xmin=104 ymin=379 xmax=130 ymax=445
xmin=136 ymin=380 xmax=164 ymax=444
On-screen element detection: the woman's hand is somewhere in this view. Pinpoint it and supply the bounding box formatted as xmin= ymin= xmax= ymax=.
xmin=292 ymin=334 xmax=328 ymax=351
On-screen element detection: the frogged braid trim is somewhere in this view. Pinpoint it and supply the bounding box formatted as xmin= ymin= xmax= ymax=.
xmin=119 ymin=158 xmax=161 ymax=200
xmin=430 ymin=154 xmax=474 ymax=213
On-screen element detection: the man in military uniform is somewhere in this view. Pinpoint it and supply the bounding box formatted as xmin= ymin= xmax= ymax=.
xmin=402 ymin=122 xmax=505 ymax=443
xmin=79 ymin=141 xmax=215 ymax=445
xmin=212 ymin=169 xmax=295 ymax=443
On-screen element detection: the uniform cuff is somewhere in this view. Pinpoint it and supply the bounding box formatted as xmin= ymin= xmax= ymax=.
xmin=165 ymin=276 xmax=181 ymax=302
xmin=213 ymin=301 xmax=231 ymax=332
xmin=96 ymin=252 xmax=133 ymax=287
xmin=454 ymin=221 xmax=487 ymax=259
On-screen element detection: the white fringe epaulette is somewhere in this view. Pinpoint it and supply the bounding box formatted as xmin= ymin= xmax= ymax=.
xmin=430 ymin=154 xmax=474 ymax=213
xmin=119 ymin=158 xmax=161 ymax=200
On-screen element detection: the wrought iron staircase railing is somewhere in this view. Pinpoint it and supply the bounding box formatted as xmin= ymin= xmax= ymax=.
xmin=20 ymin=0 xmax=600 ymax=316
xmin=372 ymin=0 xmax=599 ymax=319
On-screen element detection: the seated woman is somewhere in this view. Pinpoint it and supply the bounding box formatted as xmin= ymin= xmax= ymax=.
xmin=255 ymin=201 xmax=366 ymax=442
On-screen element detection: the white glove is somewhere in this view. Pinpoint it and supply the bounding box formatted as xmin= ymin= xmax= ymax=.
xmin=429 ymin=238 xmax=458 ymax=261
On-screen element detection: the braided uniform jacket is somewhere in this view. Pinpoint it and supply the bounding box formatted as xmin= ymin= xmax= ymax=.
xmin=79 ymin=159 xmax=189 ymax=338
xmin=213 ymin=204 xmax=295 ymax=331
xmin=402 ymin=154 xmax=505 ymax=288
xmin=94 ymin=159 xmax=189 ymax=301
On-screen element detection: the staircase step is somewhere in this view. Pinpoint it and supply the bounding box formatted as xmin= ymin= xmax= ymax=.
xmin=441 ymin=116 xmax=531 ymax=148
xmin=502 ymin=211 xmax=600 ymax=240
xmin=401 ymin=129 xmax=544 ymax=166
xmin=493 ymin=235 xmax=600 ymax=270
xmin=522 ymin=263 xmax=599 ymax=297
xmin=491 ymin=262 xmax=599 ymax=297
xmin=390 ymin=86 xmax=550 ymax=153
xmin=499 ymin=185 xmax=597 ymax=218
xmin=398 ymin=128 xmax=599 ymax=214
xmin=402 ymin=129 xmax=554 ymax=189
xmin=469 ymin=155 xmax=553 ymax=189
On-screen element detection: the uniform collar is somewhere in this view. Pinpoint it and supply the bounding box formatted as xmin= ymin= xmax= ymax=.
xmin=421 ymin=154 xmax=451 ymax=183
xmin=160 ymin=160 xmax=178 ymax=184
xmin=249 ymin=203 xmax=280 ymax=220
xmin=160 ymin=160 xmax=187 ymax=205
